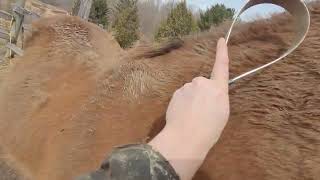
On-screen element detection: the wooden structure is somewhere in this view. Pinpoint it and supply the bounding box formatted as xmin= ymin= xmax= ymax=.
xmin=77 ymin=0 xmax=93 ymax=20
xmin=0 ymin=10 xmax=13 ymax=59
xmin=0 ymin=10 xmax=12 ymax=21
xmin=6 ymin=42 xmax=24 ymax=56
xmin=0 ymin=28 xmax=10 ymax=41
xmin=0 ymin=0 xmax=26 ymax=58
xmin=0 ymin=0 xmax=69 ymax=60
xmin=12 ymin=0 xmax=27 ymax=44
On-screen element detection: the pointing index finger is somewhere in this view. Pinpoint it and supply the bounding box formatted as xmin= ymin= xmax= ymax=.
xmin=211 ymin=38 xmax=230 ymax=85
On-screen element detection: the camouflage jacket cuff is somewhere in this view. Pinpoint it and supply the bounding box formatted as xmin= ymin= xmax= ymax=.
xmin=77 ymin=144 xmax=180 ymax=180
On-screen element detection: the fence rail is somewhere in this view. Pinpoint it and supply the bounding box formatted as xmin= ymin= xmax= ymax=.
xmin=0 ymin=28 xmax=10 ymax=41
xmin=6 ymin=43 xmax=23 ymax=56
xmin=0 ymin=0 xmax=92 ymax=59
xmin=0 ymin=0 xmax=26 ymax=58
xmin=0 ymin=10 xmax=13 ymax=21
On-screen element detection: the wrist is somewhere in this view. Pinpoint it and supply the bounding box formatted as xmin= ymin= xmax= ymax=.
xmin=148 ymin=126 xmax=213 ymax=180
xmin=169 ymin=125 xmax=214 ymax=153
xmin=162 ymin=124 xmax=217 ymax=153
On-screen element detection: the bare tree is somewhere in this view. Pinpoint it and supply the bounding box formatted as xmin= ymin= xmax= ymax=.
xmin=137 ymin=0 xmax=173 ymax=40
xmin=41 ymin=0 xmax=74 ymax=11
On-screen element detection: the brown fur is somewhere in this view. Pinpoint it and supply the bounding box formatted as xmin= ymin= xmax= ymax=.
xmin=0 ymin=3 xmax=319 ymax=180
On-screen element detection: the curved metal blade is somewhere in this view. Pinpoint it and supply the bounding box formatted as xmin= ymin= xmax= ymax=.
xmin=226 ymin=0 xmax=311 ymax=84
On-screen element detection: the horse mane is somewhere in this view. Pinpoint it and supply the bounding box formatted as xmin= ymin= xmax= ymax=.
xmin=130 ymin=39 xmax=184 ymax=60
xmin=129 ymin=11 xmax=293 ymax=61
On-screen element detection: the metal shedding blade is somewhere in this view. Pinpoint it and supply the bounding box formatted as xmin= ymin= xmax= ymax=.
xmin=226 ymin=0 xmax=311 ymax=84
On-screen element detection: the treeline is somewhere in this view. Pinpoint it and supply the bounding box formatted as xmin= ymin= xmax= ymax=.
xmin=73 ymin=0 xmax=235 ymax=48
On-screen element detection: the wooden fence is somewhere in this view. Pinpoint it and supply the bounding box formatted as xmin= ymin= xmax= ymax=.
xmin=0 ymin=0 xmax=92 ymax=60
xmin=77 ymin=0 xmax=93 ymax=20
xmin=0 ymin=0 xmax=26 ymax=58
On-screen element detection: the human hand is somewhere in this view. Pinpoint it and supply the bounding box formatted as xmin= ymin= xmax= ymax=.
xmin=149 ymin=38 xmax=230 ymax=180
xmin=165 ymin=37 xmax=230 ymax=147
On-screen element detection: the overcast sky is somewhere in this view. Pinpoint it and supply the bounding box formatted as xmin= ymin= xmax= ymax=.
xmin=164 ymin=0 xmax=285 ymax=21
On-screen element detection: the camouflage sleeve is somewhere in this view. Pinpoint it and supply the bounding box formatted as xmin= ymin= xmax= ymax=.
xmin=76 ymin=144 xmax=180 ymax=180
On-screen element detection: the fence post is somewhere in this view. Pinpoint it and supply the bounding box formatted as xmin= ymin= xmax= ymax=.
xmin=11 ymin=0 xmax=26 ymax=44
xmin=78 ymin=0 xmax=93 ymax=20
xmin=5 ymin=0 xmax=26 ymax=58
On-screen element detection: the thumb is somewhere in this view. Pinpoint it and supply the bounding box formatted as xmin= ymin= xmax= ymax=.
xmin=211 ymin=38 xmax=230 ymax=85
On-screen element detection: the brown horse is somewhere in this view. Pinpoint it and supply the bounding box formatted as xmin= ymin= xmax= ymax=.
xmin=0 ymin=2 xmax=319 ymax=180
